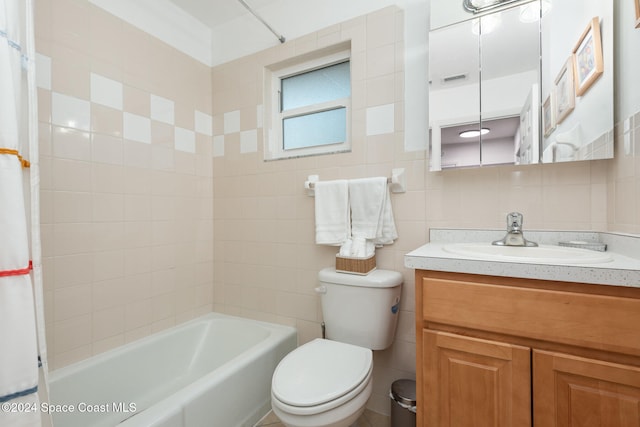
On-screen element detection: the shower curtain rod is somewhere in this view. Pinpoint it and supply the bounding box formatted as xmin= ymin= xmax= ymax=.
xmin=236 ymin=0 xmax=286 ymax=43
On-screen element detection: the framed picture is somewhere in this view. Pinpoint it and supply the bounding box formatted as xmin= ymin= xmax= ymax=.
xmin=543 ymin=94 xmax=555 ymax=137
xmin=572 ymin=17 xmax=604 ymax=96
xmin=554 ymin=58 xmax=575 ymax=124
xmin=636 ymin=0 xmax=640 ymax=28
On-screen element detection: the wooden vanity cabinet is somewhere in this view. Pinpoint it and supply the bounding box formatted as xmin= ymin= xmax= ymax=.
xmin=415 ymin=270 xmax=640 ymax=427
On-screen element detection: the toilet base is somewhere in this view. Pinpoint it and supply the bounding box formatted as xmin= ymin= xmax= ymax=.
xmin=271 ymin=380 xmax=372 ymax=427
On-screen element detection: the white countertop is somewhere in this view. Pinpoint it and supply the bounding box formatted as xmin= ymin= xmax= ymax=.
xmin=404 ymin=229 xmax=640 ymax=288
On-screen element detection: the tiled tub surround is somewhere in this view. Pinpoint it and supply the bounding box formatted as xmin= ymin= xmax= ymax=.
xmin=35 ymin=0 xmax=215 ymax=370
xmin=405 ymin=229 xmax=640 ymax=287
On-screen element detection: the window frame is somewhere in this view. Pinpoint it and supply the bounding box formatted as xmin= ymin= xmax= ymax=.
xmin=264 ymin=46 xmax=352 ymax=160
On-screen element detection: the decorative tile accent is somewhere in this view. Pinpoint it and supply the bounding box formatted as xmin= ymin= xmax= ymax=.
xmin=240 ymin=129 xmax=258 ymax=153
xmin=123 ymin=112 xmax=151 ymax=144
xmin=195 ymin=110 xmax=213 ymax=136
xmin=52 ymin=92 xmax=91 ymax=131
xmin=213 ymin=135 xmax=225 ymax=157
xmin=90 ymin=73 xmax=123 ymax=110
xmin=366 ymin=103 xmax=394 ymax=136
xmin=224 ymin=110 xmax=240 ymax=134
xmin=256 ymin=105 xmax=264 ymax=128
xmin=150 ymin=94 xmax=175 ymax=125
xmin=175 ymin=127 xmax=196 ymax=153
xmin=36 ymin=53 xmax=51 ymax=90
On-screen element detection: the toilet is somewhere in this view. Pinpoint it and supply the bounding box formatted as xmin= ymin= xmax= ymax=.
xmin=271 ymin=267 xmax=403 ymax=427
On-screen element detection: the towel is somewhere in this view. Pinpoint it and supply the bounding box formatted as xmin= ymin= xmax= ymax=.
xmin=349 ymin=177 xmax=398 ymax=246
xmin=314 ymin=179 xmax=350 ymax=245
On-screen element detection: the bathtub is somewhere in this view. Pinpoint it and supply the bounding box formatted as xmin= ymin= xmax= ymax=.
xmin=48 ymin=313 xmax=297 ymax=427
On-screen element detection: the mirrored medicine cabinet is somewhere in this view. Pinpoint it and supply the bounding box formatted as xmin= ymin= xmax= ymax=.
xmin=428 ymin=0 xmax=614 ymax=171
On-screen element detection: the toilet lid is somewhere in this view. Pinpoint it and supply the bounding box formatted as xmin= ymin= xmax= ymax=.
xmin=272 ymin=339 xmax=372 ymax=407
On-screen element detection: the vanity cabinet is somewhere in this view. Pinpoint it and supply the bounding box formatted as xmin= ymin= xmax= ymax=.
xmin=415 ymin=270 xmax=640 ymax=427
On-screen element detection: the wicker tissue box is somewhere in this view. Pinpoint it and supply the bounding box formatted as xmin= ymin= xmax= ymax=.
xmin=335 ymin=254 xmax=376 ymax=275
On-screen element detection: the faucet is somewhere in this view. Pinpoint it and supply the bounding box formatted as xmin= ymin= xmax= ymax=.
xmin=492 ymin=212 xmax=538 ymax=247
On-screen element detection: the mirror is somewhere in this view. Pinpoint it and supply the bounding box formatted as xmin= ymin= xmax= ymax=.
xmin=428 ymin=0 xmax=614 ymax=171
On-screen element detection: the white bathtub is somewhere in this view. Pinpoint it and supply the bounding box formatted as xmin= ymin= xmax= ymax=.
xmin=48 ymin=313 xmax=297 ymax=427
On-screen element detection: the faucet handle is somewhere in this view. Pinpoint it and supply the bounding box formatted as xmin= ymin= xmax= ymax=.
xmin=506 ymin=212 xmax=523 ymax=232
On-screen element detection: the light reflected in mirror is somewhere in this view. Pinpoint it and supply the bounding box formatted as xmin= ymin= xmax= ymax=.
xmin=428 ymin=0 xmax=614 ymax=171
xmin=438 ymin=117 xmax=520 ymax=169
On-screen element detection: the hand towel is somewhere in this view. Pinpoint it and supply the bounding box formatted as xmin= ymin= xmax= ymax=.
xmin=349 ymin=177 xmax=387 ymax=239
xmin=349 ymin=177 xmax=398 ymax=245
xmin=373 ymin=185 xmax=398 ymax=245
xmin=314 ymin=179 xmax=350 ymax=245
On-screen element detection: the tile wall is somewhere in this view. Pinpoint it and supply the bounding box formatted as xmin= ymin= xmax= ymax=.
xmin=35 ymin=0 xmax=214 ymax=369
xmin=210 ymin=7 xmax=423 ymax=413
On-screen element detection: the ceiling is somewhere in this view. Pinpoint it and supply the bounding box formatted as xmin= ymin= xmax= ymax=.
xmin=167 ymin=0 xmax=276 ymax=29
xmin=88 ymin=0 xmax=407 ymax=66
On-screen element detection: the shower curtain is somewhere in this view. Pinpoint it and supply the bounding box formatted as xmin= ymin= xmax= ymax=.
xmin=1 ymin=0 xmax=50 ymax=426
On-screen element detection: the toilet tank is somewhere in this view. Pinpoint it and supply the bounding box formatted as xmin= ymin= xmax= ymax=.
xmin=317 ymin=267 xmax=402 ymax=350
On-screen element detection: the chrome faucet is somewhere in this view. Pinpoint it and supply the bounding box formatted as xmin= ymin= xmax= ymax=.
xmin=492 ymin=212 xmax=538 ymax=247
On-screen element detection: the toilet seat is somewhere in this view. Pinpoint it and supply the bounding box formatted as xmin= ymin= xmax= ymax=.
xmin=272 ymin=339 xmax=372 ymax=415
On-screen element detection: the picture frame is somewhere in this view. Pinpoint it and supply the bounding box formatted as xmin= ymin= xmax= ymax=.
xmin=572 ymin=17 xmax=604 ymax=96
xmin=543 ymin=94 xmax=555 ymax=137
xmin=636 ymin=0 xmax=640 ymax=28
xmin=554 ymin=57 xmax=575 ymax=124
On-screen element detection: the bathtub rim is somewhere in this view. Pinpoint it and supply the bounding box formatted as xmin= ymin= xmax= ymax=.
xmin=48 ymin=312 xmax=298 ymax=427
xmin=49 ymin=312 xmax=297 ymax=381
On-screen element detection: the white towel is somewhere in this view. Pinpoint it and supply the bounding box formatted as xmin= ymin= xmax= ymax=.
xmin=314 ymin=180 xmax=350 ymax=245
xmin=349 ymin=177 xmax=398 ymax=245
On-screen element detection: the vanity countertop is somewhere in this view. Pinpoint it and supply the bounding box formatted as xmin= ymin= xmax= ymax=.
xmin=404 ymin=229 xmax=640 ymax=288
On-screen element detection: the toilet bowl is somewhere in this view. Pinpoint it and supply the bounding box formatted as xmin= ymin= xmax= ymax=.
xmin=271 ymin=339 xmax=373 ymax=427
xmin=270 ymin=268 xmax=403 ymax=427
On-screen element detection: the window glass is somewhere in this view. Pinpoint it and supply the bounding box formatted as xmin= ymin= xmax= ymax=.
xmin=281 ymin=62 xmax=351 ymax=111
xmin=283 ymin=107 xmax=347 ymax=150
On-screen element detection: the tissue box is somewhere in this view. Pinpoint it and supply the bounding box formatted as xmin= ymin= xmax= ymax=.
xmin=335 ymin=254 xmax=376 ymax=275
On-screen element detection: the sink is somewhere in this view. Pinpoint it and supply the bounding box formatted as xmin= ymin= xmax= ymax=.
xmin=443 ymin=243 xmax=613 ymax=264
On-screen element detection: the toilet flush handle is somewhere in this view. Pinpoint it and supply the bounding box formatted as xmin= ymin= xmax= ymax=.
xmin=314 ymin=285 xmax=327 ymax=294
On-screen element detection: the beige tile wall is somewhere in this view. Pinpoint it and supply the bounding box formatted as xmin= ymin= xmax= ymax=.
xmin=35 ymin=0 xmax=214 ymax=369
xmin=211 ymin=7 xmax=422 ymax=413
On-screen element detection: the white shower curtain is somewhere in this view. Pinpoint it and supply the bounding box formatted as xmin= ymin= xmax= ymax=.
xmin=0 ymin=0 xmax=50 ymax=426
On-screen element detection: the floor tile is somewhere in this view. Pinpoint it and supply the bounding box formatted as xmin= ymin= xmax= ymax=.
xmin=254 ymin=409 xmax=390 ymax=427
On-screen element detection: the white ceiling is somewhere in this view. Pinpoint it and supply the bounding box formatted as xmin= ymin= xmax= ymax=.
xmin=90 ymin=0 xmax=403 ymax=66
xmin=167 ymin=0 xmax=277 ymax=29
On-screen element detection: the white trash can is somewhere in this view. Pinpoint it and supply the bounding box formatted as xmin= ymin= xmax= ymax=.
xmin=389 ymin=379 xmax=416 ymax=427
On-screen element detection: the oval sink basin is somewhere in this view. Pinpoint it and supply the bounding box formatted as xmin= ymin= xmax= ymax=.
xmin=443 ymin=243 xmax=612 ymax=264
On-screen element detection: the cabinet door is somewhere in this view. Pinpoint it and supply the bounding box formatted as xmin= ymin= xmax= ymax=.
xmin=534 ymin=350 xmax=640 ymax=427
xmin=423 ymin=330 xmax=531 ymax=427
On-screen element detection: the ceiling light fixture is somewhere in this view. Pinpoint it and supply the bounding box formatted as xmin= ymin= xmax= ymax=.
xmin=463 ymin=0 xmax=521 ymax=14
xmin=459 ymin=128 xmax=490 ymax=138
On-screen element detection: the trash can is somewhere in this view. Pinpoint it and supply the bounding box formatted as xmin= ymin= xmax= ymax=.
xmin=390 ymin=379 xmax=416 ymax=427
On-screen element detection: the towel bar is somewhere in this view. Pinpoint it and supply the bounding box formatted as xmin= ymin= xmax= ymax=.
xmin=304 ymin=168 xmax=406 ymax=196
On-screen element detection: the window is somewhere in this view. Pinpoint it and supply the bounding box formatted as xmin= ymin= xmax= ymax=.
xmin=264 ymin=46 xmax=351 ymax=160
